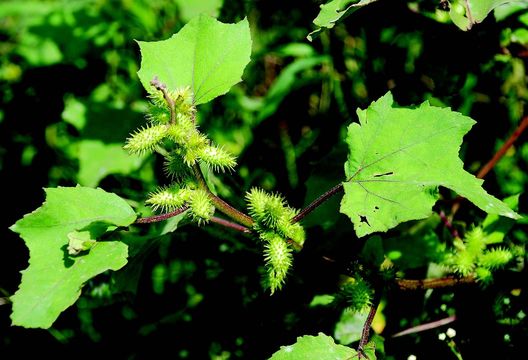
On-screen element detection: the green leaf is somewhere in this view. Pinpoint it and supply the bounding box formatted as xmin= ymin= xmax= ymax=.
xmin=78 ymin=140 xmax=144 ymax=187
xmin=137 ymin=15 xmax=251 ymax=105
xmin=174 ymin=0 xmax=222 ymax=22
xmin=269 ymin=333 xmax=358 ymax=360
xmin=10 ymin=187 xmax=137 ymax=328
xmin=340 ymin=92 xmax=519 ymax=237
xmin=334 ymin=309 xmax=368 ymax=345
xmin=449 ymin=0 xmax=524 ymax=30
xmin=308 ymin=0 xmax=378 ymax=41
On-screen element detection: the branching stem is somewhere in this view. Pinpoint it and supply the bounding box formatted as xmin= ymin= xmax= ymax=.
xmin=192 ymin=164 xmax=255 ymax=228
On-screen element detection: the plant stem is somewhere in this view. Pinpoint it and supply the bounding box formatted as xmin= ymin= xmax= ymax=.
xmin=391 ymin=315 xmax=456 ymax=338
xmin=292 ymin=183 xmax=344 ymax=223
xmin=192 ymin=164 xmax=255 ymax=228
xmin=476 ymin=115 xmax=528 ymax=179
xmin=135 ymin=206 xmax=189 ymax=224
xmin=150 ymin=76 xmax=176 ymax=124
xmin=396 ymin=276 xmax=475 ymax=290
xmin=451 ymin=115 xmax=528 ymax=214
xmin=439 ymin=210 xmax=460 ymax=239
xmin=357 ymin=288 xmax=382 ymax=358
xmin=210 ymin=216 xmax=252 ymax=234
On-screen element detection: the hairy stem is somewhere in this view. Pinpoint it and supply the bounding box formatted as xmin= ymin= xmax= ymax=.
xmin=357 ymin=288 xmax=382 ymax=358
xmin=150 ymin=76 xmax=176 ymax=124
xmin=135 ymin=206 xmax=189 ymax=224
xmin=192 ymin=164 xmax=255 ymax=228
xmin=210 ymin=216 xmax=252 ymax=234
xmin=396 ymin=276 xmax=475 ymax=290
xmin=292 ymin=183 xmax=344 ymax=223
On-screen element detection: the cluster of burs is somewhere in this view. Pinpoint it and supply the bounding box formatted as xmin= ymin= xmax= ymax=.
xmin=124 ymin=84 xmax=306 ymax=293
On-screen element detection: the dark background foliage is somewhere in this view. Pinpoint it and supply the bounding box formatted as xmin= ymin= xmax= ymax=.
xmin=1 ymin=0 xmax=526 ymax=359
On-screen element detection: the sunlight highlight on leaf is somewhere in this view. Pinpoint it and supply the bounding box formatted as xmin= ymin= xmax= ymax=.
xmin=340 ymin=92 xmax=519 ymax=237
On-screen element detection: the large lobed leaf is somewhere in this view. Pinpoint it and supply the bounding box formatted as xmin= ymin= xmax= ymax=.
xmin=137 ymin=15 xmax=251 ymax=105
xmin=10 ymin=187 xmax=136 ymax=328
xmin=340 ymin=93 xmax=519 ymax=237
xmin=269 ymin=333 xmax=371 ymax=360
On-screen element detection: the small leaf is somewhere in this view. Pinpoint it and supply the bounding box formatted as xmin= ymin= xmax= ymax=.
xmin=10 ymin=187 xmax=136 ymax=328
xmin=137 ymin=15 xmax=252 ymax=105
xmin=340 ymin=92 xmax=519 ymax=237
xmin=67 ymin=230 xmax=97 ymax=256
xmin=269 ymin=333 xmax=358 ymax=360
xmin=308 ymin=0 xmax=378 ymax=41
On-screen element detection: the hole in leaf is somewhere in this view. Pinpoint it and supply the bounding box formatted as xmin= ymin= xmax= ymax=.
xmin=359 ymin=215 xmax=370 ymax=226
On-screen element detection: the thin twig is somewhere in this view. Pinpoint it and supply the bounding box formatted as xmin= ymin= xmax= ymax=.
xmin=150 ymin=76 xmax=176 ymax=124
xmin=476 ymin=116 xmax=528 ymax=179
xmin=439 ymin=210 xmax=460 ymax=239
xmin=396 ymin=276 xmax=475 ymax=291
xmin=292 ymin=183 xmax=344 ymax=223
xmin=135 ymin=206 xmax=189 ymax=224
xmin=209 ymin=216 xmax=252 ymax=234
xmin=392 ymin=315 xmax=456 ymax=338
xmin=452 ymin=115 xmax=528 ymax=214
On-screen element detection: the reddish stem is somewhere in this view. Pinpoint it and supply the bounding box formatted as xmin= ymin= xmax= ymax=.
xmin=292 ymin=183 xmax=344 ymax=223
xmin=135 ymin=206 xmax=189 ymax=224
xmin=476 ymin=116 xmax=528 ymax=179
xmin=209 ymin=216 xmax=252 ymax=234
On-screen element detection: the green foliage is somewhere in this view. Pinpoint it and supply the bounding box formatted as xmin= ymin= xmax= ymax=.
xmin=308 ymin=0 xmax=378 ymax=41
xmin=340 ymin=92 xmax=519 ymax=237
xmin=246 ymin=188 xmax=305 ymax=247
xmin=333 ymin=278 xmax=373 ymax=313
xmin=2 ymin=1 xmax=527 ymax=359
xmin=443 ymin=227 xmax=515 ymax=283
xmin=9 ymin=187 xmax=136 ymax=328
xmin=269 ymin=333 xmax=368 ymax=360
xmin=449 ymin=0 xmax=524 ymax=30
xmin=137 ymin=15 xmax=252 ymax=105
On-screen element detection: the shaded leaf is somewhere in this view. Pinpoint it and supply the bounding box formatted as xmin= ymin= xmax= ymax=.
xmin=340 ymin=92 xmax=519 ymax=237
xmin=78 ymin=140 xmax=144 ymax=187
xmin=137 ymin=15 xmax=251 ymax=105
xmin=10 ymin=187 xmax=136 ymax=328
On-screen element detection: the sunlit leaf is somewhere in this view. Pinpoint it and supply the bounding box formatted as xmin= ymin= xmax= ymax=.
xmin=137 ymin=15 xmax=251 ymax=105
xmin=270 ymin=333 xmax=360 ymax=360
xmin=340 ymin=92 xmax=519 ymax=237
xmin=10 ymin=187 xmax=136 ymax=328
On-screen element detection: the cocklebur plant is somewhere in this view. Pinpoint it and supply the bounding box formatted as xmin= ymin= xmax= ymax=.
xmin=442 ymin=227 xmax=515 ymax=284
xmin=7 ymin=14 xmax=524 ymax=360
